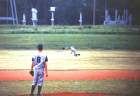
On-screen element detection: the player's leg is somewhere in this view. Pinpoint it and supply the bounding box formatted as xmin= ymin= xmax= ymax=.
xmin=37 ymin=71 xmax=44 ymax=95
xmin=74 ymin=50 xmax=77 ymax=56
xmin=30 ymin=85 xmax=36 ymax=96
xmin=75 ymin=50 xmax=80 ymax=56
xmin=37 ymin=85 xmax=42 ymax=96
xmin=71 ymin=50 xmax=75 ymax=56
xmin=30 ymin=70 xmax=38 ymax=95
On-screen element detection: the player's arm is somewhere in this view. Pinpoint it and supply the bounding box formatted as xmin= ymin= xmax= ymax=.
xmin=44 ymin=62 xmax=48 ymax=77
xmin=29 ymin=58 xmax=35 ymax=76
xmin=31 ymin=58 xmax=34 ymax=71
xmin=31 ymin=62 xmax=34 ymax=71
xmin=44 ymin=56 xmax=48 ymax=77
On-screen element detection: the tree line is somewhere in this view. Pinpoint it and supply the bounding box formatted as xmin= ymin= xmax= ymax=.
xmin=0 ymin=0 xmax=140 ymax=25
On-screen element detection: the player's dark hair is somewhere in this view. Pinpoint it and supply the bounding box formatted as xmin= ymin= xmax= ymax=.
xmin=37 ymin=44 xmax=43 ymax=50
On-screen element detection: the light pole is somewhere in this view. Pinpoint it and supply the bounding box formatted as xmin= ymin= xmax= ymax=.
xmin=93 ymin=0 xmax=96 ymax=25
xmin=22 ymin=13 xmax=26 ymax=25
xmin=50 ymin=7 xmax=56 ymax=26
xmin=79 ymin=12 xmax=83 ymax=26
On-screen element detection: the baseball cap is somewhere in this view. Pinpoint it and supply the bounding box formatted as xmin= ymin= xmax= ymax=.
xmin=37 ymin=44 xmax=43 ymax=50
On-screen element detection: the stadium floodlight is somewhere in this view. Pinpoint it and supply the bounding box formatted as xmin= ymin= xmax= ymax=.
xmin=50 ymin=6 xmax=56 ymax=26
xmin=50 ymin=7 xmax=56 ymax=12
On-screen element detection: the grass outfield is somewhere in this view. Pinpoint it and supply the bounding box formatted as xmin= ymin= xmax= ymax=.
xmin=0 ymin=34 xmax=140 ymax=50
xmin=0 ymin=80 xmax=140 ymax=96
xmin=0 ymin=25 xmax=139 ymax=34
xmin=0 ymin=25 xmax=140 ymax=50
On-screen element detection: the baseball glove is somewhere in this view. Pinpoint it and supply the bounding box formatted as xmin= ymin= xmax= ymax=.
xmin=29 ymin=70 xmax=34 ymax=76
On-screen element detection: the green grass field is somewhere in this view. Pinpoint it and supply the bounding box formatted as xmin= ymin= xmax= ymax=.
xmin=0 ymin=80 xmax=140 ymax=96
xmin=0 ymin=25 xmax=140 ymax=50
xmin=0 ymin=34 xmax=140 ymax=50
xmin=0 ymin=25 xmax=139 ymax=34
xmin=0 ymin=25 xmax=140 ymax=96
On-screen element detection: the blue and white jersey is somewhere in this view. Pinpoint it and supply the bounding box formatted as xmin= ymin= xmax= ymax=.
xmin=32 ymin=52 xmax=48 ymax=70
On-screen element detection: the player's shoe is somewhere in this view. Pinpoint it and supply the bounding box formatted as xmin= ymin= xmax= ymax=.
xmin=30 ymin=94 xmax=34 ymax=96
xmin=37 ymin=94 xmax=42 ymax=96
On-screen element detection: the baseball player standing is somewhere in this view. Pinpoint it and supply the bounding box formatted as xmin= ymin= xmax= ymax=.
xmin=30 ymin=44 xmax=48 ymax=96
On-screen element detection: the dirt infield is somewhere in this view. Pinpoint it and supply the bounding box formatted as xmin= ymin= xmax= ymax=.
xmin=1 ymin=70 xmax=140 ymax=96
xmin=17 ymin=92 xmax=117 ymax=96
xmin=0 ymin=70 xmax=140 ymax=80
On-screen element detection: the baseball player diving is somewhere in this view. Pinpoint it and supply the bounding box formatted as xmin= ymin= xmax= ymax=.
xmin=30 ymin=44 xmax=48 ymax=96
xmin=70 ymin=46 xmax=80 ymax=57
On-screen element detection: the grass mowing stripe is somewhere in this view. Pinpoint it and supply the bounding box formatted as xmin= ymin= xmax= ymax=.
xmin=0 ymin=34 xmax=140 ymax=50
xmin=0 ymin=25 xmax=139 ymax=34
xmin=0 ymin=80 xmax=140 ymax=95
